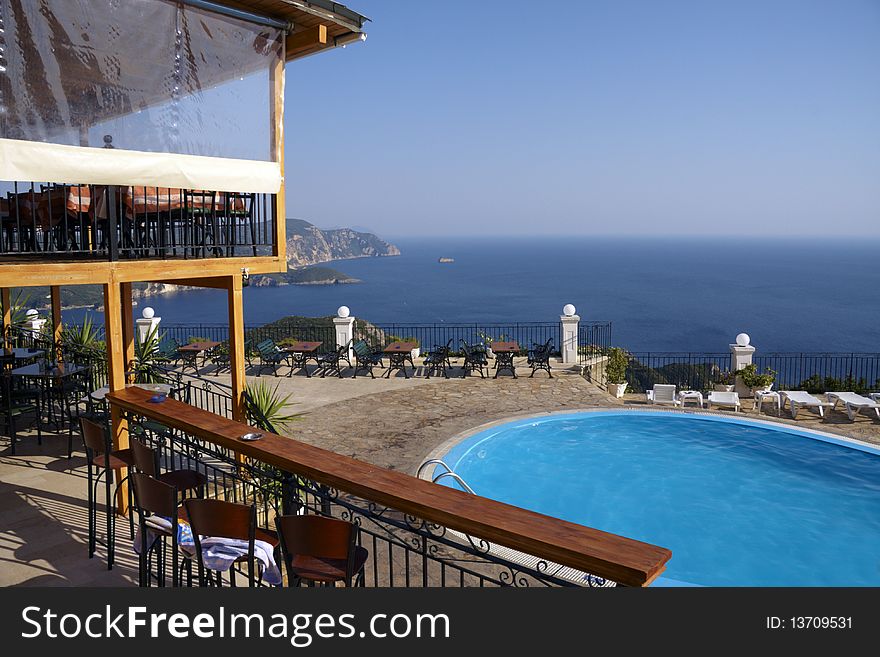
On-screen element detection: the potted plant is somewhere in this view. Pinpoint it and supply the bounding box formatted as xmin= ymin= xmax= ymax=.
xmin=714 ymin=370 xmax=735 ymax=392
xmin=605 ymin=347 xmax=629 ymax=398
xmin=736 ymin=364 xmax=776 ymax=397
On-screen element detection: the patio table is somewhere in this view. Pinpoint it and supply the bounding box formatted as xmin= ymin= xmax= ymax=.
xmin=678 ymin=390 xmax=704 ymax=408
xmin=11 ymin=361 xmax=90 ymax=427
xmin=383 ymin=342 xmax=418 ymax=379
xmin=282 ymin=341 xmax=323 ymax=378
xmin=1 ymin=348 xmax=45 ymax=367
xmin=491 ymin=341 xmax=519 ymax=379
xmin=178 ymin=341 xmax=220 ymax=375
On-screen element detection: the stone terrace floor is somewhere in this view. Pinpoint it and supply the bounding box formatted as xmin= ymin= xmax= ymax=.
xmin=2 ymin=357 xmax=880 ymax=586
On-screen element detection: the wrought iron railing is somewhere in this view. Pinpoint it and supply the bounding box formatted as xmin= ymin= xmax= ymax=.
xmin=111 ymin=389 xmax=670 ymax=587
xmin=621 ymin=352 xmax=880 ymax=394
xmin=0 ymin=181 xmax=276 ymax=261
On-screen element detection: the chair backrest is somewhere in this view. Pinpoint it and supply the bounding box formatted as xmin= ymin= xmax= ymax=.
xmin=256 ymin=339 xmax=277 ymax=356
xmin=275 ymin=514 xmax=357 ymax=566
xmin=130 ymin=437 xmax=159 ymax=476
xmin=184 ymin=498 xmax=256 ymax=542
xmin=131 ymin=472 xmax=177 ymax=518
xmin=80 ymin=417 xmax=108 ymax=454
xmin=352 ymin=340 xmax=370 ymax=357
xmin=652 ymin=384 xmax=677 ymax=401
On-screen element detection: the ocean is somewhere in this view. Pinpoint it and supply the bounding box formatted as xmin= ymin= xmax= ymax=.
xmin=62 ymin=237 xmax=880 ymax=352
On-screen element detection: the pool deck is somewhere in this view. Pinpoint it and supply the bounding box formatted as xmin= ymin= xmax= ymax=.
xmin=2 ymin=358 xmax=879 ymax=586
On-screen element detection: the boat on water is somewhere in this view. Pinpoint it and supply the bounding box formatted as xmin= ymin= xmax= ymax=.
xmin=438 ymin=257 xmax=454 ymax=263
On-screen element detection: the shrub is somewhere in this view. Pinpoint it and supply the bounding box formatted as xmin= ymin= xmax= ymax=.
xmin=605 ymin=347 xmax=629 ymax=384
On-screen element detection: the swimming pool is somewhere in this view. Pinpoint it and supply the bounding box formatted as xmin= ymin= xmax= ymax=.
xmin=437 ymin=410 xmax=880 ymax=586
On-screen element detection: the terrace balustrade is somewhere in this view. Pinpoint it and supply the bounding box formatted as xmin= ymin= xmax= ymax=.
xmin=0 ymin=182 xmax=276 ymax=261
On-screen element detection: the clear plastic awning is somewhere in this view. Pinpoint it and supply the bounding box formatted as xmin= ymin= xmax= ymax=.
xmin=0 ymin=0 xmax=284 ymax=192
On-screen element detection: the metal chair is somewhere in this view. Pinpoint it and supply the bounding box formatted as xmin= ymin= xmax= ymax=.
xmin=527 ymin=338 xmax=554 ymax=378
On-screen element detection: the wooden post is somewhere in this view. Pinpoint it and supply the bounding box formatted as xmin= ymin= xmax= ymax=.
xmin=270 ymin=47 xmax=287 ymax=263
xmin=50 ymin=286 xmax=62 ymax=361
xmin=227 ymin=274 xmax=246 ymax=422
xmin=120 ymin=282 xmax=135 ymax=380
xmin=103 ymin=280 xmax=129 ymax=515
xmin=227 ymin=273 xmax=247 ymax=465
xmin=1 ymin=288 xmax=10 ymax=348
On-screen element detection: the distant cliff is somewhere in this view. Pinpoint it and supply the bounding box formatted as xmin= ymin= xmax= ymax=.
xmin=286 ymin=218 xmax=400 ymax=267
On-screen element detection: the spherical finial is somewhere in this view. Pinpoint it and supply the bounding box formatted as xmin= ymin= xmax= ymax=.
xmin=735 ymin=332 xmax=751 ymax=347
xmin=25 ymin=309 xmax=38 ymax=318
xmin=562 ymin=303 xmax=576 ymax=317
xmin=337 ymin=305 xmax=350 ymax=318
xmin=142 ymin=306 xmax=155 ymax=320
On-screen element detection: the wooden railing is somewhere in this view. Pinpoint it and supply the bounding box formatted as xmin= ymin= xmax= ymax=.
xmin=108 ymin=387 xmax=671 ymax=587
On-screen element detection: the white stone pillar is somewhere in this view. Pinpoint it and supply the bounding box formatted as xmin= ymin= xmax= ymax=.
xmin=730 ymin=332 xmax=756 ymax=397
xmin=334 ymin=306 xmax=355 ymax=361
xmin=560 ymin=304 xmax=579 ymax=365
xmin=136 ymin=306 xmax=161 ymax=345
xmin=24 ymin=309 xmax=46 ymax=336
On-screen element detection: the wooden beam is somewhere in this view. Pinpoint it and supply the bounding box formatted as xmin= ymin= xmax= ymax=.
xmin=227 ymin=274 xmax=246 ymax=423
xmin=148 ymin=276 xmax=235 ymax=290
xmin=270 ymin=46 xmax=287 ymax=265
xmin=50 ymin=286 xmax=62 ymax=361
xmin=285 ymin=24 xmax=328 ymax=57
xmin=120 ymin=282 xmax=135 ymax=379
xmin=103 ymin=279 xmax=129 ymax=515
xmin=1 ymin=288 xmax=11 ymax=348
xmin=0 ymin=256 xmax=287 ymax=288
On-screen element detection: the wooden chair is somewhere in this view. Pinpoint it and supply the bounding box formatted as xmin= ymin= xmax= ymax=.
xmin=183 ymin=498 xmax=279 ymax=587
xmin=130 ymin=437 xmax=207 ymax=498
xmin=131 ymin=472 xmax=184 ymax=587
xmin=80 ymin=417 xmax=135 ymax=568
xmin=275 ymin=514 xmax=368 ymax=587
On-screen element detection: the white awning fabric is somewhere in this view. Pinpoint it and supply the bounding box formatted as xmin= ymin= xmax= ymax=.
xmin=0 ymin=138 xmax=282 ymax=193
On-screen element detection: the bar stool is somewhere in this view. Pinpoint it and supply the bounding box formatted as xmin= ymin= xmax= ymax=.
xmin=80 ymin=417 xmax=135 ymax=568
xmin=131 ymin=472 xmax=186 ymax=587
xmin=275 ymin=514 xmax=368 ymax=587
xmin=130 ymin=437 xmax=207 ymax=498
xmin=184 ymin=498 xmax=279 ymax=587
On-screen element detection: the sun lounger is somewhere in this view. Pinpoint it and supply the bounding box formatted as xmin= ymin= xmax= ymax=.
xmin=706 ymin=391 xmax=740 ymax=412
xmin=779 ymin=391 xmax=832 ymax=419
xmin=825 ymin=392 xmax=880 ymax=421
xmin=646 ymin=384 xmax=680 ymax=406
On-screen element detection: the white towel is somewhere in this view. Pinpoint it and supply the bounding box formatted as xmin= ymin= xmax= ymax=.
xmin=199 ymin=536 xmax=282 ymax=585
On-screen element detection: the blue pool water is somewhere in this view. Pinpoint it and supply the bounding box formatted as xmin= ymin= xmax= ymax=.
xmin=439 ymin=411 xmax=880 ymax=586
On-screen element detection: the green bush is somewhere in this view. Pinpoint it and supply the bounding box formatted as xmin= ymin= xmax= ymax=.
xmin=737 ymin=364 xmax=776 ymax=388
xmin=605 ymin=347 xmax=629 ymax=384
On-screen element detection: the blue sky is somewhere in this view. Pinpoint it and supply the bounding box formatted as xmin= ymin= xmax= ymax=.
xmin=284 ymin=0 xmax=880 ymax=237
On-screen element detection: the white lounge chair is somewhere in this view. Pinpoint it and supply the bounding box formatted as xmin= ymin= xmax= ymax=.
xmin=706 ymin=391 xmax=740 ymax=412
xmin=779 ymin=391 xmax=832 ymax=419
xmin=646 ymin=384 xmax=680 ymax=406
xmin=825 ymin=392 xmax=880 ymax=421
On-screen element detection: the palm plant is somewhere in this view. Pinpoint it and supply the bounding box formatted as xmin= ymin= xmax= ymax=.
xmin=1 ymin=289 xmax=33 ymax=327
xmin=244 ymin=379 xmax=297 ymax=433
xmin=61 ymin=315 xmax=105 ymax=359
xmin=131 ymin=323 xmax=165 ymax=383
